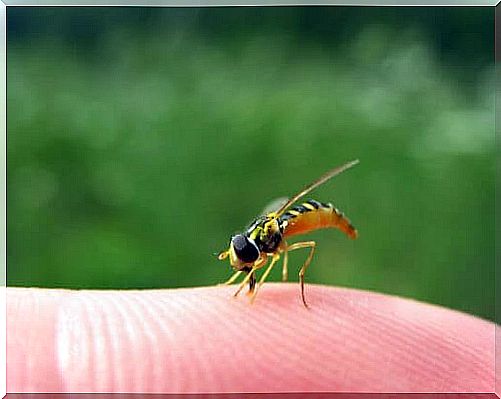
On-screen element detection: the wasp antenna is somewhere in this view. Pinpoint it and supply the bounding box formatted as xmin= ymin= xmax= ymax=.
xmin=275 ymin=159 xmax=361 ymax=217
xmin=346 ymin=159 xmax=360 ymax=168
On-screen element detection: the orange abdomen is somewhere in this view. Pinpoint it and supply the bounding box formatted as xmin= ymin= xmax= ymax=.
xmin=280 ymin=200 xmax=357 ymax=240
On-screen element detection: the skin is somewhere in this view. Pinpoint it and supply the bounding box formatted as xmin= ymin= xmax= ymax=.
xmin=7 ymin=284 xmax=494 ymax=393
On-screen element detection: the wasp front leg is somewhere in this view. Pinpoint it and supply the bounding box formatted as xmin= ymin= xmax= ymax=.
xmin=233 ymin=254 xmax=268 ymax=298
xmin=219 ymin=270 xmax=243 ymax=286
xmin=217 ymin=250 xmax=242 ymax=285
xmin=249 ymin=253 xmax=281 ymax=304
xmin=286 ymin=240 xmax=316 ymax=308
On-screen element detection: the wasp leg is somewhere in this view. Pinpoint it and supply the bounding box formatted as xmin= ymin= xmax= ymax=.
xmin=248 ymin=272 xmax=257 ymax=294
xmin=282 ymin=245 xmax=289 ymax=282
xmin=218 ymin=270 xmax=243 ymax=286
xmin=233 ymin=270 xmax=254 ymax=297
xmin=250 ymin=254 xmax=280 ymax=304
xmin=233 ymin=255 xmax=268 ymax=298
xmin=286 ymin=241 xmax=316 ymax=308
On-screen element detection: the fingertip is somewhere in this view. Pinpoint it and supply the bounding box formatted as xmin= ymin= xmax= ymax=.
xmin=7 ymin=287 xmax=72 ymax=391
xmin=7 ymin=285 xmax=495 ymax=393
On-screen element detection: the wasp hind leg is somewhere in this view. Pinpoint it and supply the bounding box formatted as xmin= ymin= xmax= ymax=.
xmin=250 ymin=254 xmax=281 ymax=304
xmin=287 ymin=240 xmax=316 ymax=308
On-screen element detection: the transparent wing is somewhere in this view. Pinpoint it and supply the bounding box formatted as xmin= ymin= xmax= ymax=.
xmin=275 ymin=159 xmax=360 ymax=217
xmin=260 ymin=197 xmax=290 ymax=216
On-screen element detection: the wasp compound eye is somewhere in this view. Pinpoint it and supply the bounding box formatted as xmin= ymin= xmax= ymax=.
xmin=231 ymin=234 xmax=259 ymax=263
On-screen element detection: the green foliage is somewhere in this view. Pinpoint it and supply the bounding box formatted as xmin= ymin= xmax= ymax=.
xmin=7 ymin=9 xmax=494 ymax=320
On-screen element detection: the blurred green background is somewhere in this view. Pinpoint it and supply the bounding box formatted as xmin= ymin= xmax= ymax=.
xmin=7 ymin=7 xmax=494 ymax=320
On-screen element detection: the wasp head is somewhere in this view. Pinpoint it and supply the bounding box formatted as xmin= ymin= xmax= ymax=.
xmin=218 ymin=234 xmax=260 ymax=271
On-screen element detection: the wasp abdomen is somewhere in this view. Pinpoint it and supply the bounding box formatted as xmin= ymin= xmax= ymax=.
xmin=280 ymin=199 xmax=357 ymax=239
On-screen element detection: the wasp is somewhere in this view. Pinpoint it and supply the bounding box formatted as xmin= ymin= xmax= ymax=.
xmin=217 ymin=159 xmax=359 ymax=307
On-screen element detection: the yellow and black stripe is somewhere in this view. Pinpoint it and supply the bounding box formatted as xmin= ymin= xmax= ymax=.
xmin=280 ymin=199 xmax=357 ymax=240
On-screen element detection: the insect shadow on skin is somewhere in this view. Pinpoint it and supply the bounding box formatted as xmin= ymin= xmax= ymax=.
xmin=217 ymin=159 xmax=359 ymax=308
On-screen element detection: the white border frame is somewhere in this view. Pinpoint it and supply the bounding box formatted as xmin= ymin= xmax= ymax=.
xmin=1 ymin=4 xmax=497 ymax=399
xmin=1 ymin=2 xmax=6 ymax=398
xmin=1 ymin=1 xmax=500 ymax=6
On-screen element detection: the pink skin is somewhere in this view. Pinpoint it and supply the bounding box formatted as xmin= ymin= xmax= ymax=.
xmin=7 ymin=284 xmax=494 ymax=393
